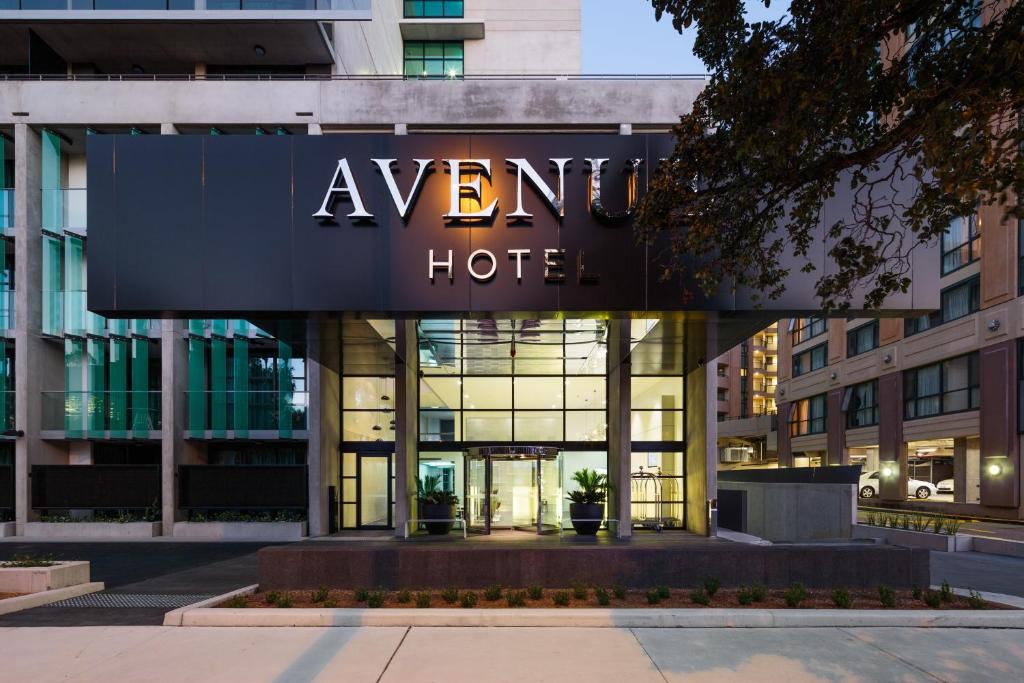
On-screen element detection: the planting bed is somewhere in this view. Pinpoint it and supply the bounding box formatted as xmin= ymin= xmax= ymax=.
xmin=0 ymin=593 xmax=23 ymax=600
xmin=225 ymin=587 xmax=1013 ymax=611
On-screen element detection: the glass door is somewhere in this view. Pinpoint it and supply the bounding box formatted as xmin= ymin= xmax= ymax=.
xmin=539 ymin=454 xmax=562 ymax=533
xmin=340 ymin=450 xmax=394 ymax=530
xmin=464 ymin=450 xmax=489 ymax=534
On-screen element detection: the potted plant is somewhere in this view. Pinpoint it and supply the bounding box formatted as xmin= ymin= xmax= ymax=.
xmin=567 ymin=468 xmax=609 ymax=535
xmin=417 ymin=475 xmax=460 ymax=535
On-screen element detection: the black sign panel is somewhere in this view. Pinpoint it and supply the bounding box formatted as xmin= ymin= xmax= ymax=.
xmin=86 ymin=134 xmax=937 ymax=317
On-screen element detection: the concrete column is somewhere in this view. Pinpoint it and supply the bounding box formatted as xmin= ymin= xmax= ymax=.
xmin=618 ymin=124 xmax=632 ymax=136
xmin=606 ymin=319 xmax=631 ymax=538
xmin=160 ymin=320 xmax=202 ymax=535
xmin=776 ymin=401 xmax=793 ymax=467
xmin=306 ymin=319 xmax=340 ymax=537
xmin=826 ymin=387 xmax=847 ymax=465
xmin=684 ymin=354 xmax=717 ymax=536
xmin=394 ymin=124 xmax=408 ymax=136
xmin=159 ymin=123 xmax=178 ymax=135
xmin=394 ymin=320 xmax=418 ymax=537
xmin=979 ymin=340 xmax=1019 ymax=508
xmin=308 ymin=123 xmax=323 ymax=136
xmin=877 ymin=372 xmax=905 ymax=501
xmin=14 ymin=124 xmax=64 ymax=531
xmin=953 ymin=436 xmax=967 ymax=504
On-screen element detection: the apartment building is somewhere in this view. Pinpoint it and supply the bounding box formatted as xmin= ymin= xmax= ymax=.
xmin=716 ymin=324 xmax=779 ymax=467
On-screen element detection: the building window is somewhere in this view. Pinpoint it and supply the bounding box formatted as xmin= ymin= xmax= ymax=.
xmin=404 ymin=1 xmax=464 ymax=17
xmin=843 ymin=379 xmax=878 ymax=428
xmin=789 ymin=317 xmax=826 ymax=346
xmin=846 ymin=321 xmax=879 ymax=357
xmin=792 ymin=342 xmax=827 ymax=377
xmin=941 ymin=214 xmax=980 ymax=275
xmin=1019 ymin=340 xmax=1024 ymax=433
xmin=716 ymin=388 xmax=728 ymax=402
xmin=789 ymin=393 xmax=826 ymax=436
xmin=404 ymin=41 xmax=464 ymax=78
xmin=904 ymin=311 xmax=941 ymax=337
xmin=940 ymin=275 xmax=980 ymax=323
xmin=1018 ymin=218 xmax=1024 ymax=296
xmin=904 ymin=352 xmax=980 ymax=419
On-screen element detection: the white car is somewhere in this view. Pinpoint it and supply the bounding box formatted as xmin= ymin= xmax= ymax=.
xmin=937 ymin=479 xmax=954 ymax=494
xmin=859 ymin=471 xmax=938 ymax=500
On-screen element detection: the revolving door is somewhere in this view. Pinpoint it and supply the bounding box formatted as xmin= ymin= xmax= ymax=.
xmin=464 ymin=446 xmax=562 ymax=534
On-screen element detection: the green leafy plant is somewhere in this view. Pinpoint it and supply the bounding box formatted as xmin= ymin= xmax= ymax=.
xmin=896 ymin=514 xmax=910 ymax=530
xmin=967 ymin=589 xmax=986 ymax=609
xmin=909 ymin=514 xmax=931 ymax=532
xmin=441 ymin=588 xmax=459 ymax=604
xmin=506 ymin=590 xmax=527 ymax=607
xmin=702 ymin=577 xmax=720 ymax=599
xmin=460 ymin=592 xmax=478 ymax=608
xmin=415 ymin=592 xmax=431 ymax=608
xmin=354 ymin=587 xmax=369 ymax=603
xmin=655 ymin=585 xmax=671 ymax=600
xmin=612 ymin=585 xmax=627 ymax=600
xmin=737 ymin=587 xmax=754 ymax=605
xmin=784 ymin=583 xmax=807 ymax=608
xmin=923 ymin=590 xmax=942 ymax=608
xmin=566 ymin=468 xmax=609 ymax=505
xmin=417 ymin=475 xmax=460 ymax=506
xmin=940 ymin=580 xmax=954 ymax=603
xmin=646 ymin=590 xmax=662 ymax=605
xmin=367 ymin=591 xmax=386 ymax=608
xmin=396 ymin=590 xmax=411 ymax=604
xmin=595 ymin=587 xmax=610 ymax=606
xmin=0 ymin=554 xmax=57 ymax=568
xmin=864 ymin=511 xmax=877 ymax=526
xmin=931 ymin=517 xmax=946 ymax=534
xmin=527 ymin=584 xmax=544 ymax=601
xmin=912 ymin=586 xmax=922 ymax=600
xmin=572 ymin=581 xmax=589 ymax=601
xmin=689 ymin=589 xmax=710 ymax=606
xmin=878 ymin=585 xmax=896 ymax=608
xmin=311 ymin=587 xmax=329 ymax=604
xmin=323 ymin=599 xmax=338 ymax=608
xmin=749 ymin=584 xmax=767 ymax=602
xmin=276 ymin=592 xmax=293 ymax=609
xmin=483 ymin=585 xmax=503 ymax=602
xmin=944 ymin=518 xmax=964 ymax=535
xmin=831 ymin=588 xmax=852 ymax=609
xmin=552 ymin=591 xmax=571 ymax=606
xmin=223 ymin=595 xmax=248 ymax=609
xmin=265 ymin=591 xmax=281 ymax=606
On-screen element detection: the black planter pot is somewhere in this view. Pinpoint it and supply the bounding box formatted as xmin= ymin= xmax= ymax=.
xmin=421 ymin=503 xmax=456 ymax=535
xmin=569 ymin=502 xmax=604 ymax=536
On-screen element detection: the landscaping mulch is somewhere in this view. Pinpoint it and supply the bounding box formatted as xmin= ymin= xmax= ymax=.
xmin=226 ymin=587 xmax=1013 ymax=610
xmin=0 ymin=593 xmax=25 ymax=600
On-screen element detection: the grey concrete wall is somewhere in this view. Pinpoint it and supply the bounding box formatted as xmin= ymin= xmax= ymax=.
xmin=463 ymin=0 xmax=581 ymax=75
xmin=719 ymin=481 xmax=856 ymax=542
xmin=332 ymin=0 xmax=403 ymax=75
xmin=606 ymin=319 xmax=631 ymax=538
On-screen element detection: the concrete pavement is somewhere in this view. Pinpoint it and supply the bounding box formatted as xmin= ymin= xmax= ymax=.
xmin=2 ymin=625 xmax=1023 ymax=682
xmin=931 ymin=550 xmax=1024 ymax=597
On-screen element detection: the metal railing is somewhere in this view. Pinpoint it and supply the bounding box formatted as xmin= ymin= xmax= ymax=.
xmin=187 ymin=390 xmax=308 ymax=432
xmin=0 ymin=290 xmax=14 ymax=330
xmin=42 ymin=390 xmax=162 ymax=433
xmin=0 ymin=189 xmax=12 ymax=229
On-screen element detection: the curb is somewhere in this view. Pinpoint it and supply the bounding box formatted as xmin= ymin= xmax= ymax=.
xmin=0 ymin=581 xmax=105 ymax=617
xmin=163 ymin=584 xmax=259 ymax=626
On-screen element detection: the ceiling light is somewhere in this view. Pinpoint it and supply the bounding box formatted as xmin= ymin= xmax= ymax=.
xmin=254 ymin=45 xmax=266 ymax=56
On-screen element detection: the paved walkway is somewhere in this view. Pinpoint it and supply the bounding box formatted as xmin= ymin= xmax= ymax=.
xmin=931 ymin=550 xmax=1024 ymax=597
xmin=1 ymin=625 xmax=1022 ymax=682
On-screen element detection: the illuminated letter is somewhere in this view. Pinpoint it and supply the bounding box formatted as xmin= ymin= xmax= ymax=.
xmin=508 ymin=249 xmax=530 ymax=281
xmin=313 ymin=159 xmax=373 ymax=219
xmin=585 ymin=158 xmax=643 ymax=222
xmin=429 ymin=249 xmax=453 ymax=282
xmin=371 ymin=158 xmax=434 ymax=219
xmin=443 ymin=159 xmax=499 ymax=220
xmin=467 ymin=249 xmax=497 ymax=281
xmin=544 ymin=249 xmax=566 ymax=283
xmin=505 ymin=158 xmax=571 ymax=219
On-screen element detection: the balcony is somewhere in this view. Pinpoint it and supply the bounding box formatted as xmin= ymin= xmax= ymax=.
xmin=187 ymin=390 xmax=308 ymax=437
xmin=42 ymin=390 xmax=162 ymax=437
xmin=0 ymin=290 xmax=14 ymax=330
xmin=0 ymin=1 xmax=368 ymax=15
xmin=0 ymin=390 xmax=15 ymax=434
xmin=42 ymin=188 xmax=86 ymax=235
xmin=0 ymin=189 xmax=12 ymax=230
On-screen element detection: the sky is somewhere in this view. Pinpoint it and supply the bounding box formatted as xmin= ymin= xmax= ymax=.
xmin=582 ymin=0 xmax=788 ymax=75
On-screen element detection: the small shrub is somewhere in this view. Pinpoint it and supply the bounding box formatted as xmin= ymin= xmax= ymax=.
xmin=572 ymin=581 xmax=589 ymax=601
xmin=878 ymin=585 xmax=896 ymax=608
xmin=441 ymin=588 xmax=459 ymax=604
xmin=265 ymin=591 xmax=282 ymax=606
xmin=944 ymin=518 xmax=964 ymax=535
xmin=912 ymin=586 xmax=922 ymax=600
xmin=896 ymin=514 xmax=910 ymax=530
xmin=0 ymin=554 xmax=56 ymax=569
xmin=354 ymin=587 xmax=370 ymax=603
xmin=552 ymin=591 xmax=571 ymax=606
xmin=909 ymin=514 xmax=930 ymax=532
xmin=931 ymin=517 xmax=946 ymax=534
xmin=223 ymin=595 xmax=248 ymax=609
xmin=276 ymin=592 xmax=293 ymax=609
xmin=506 ymin=590 xmax=527 ymax=608
xmin=527 ymin=584 xmax=544 ymax=601
xmin=460 ymin=592 xmax=478 ymax=608
xmin=923 ymin=590 xmax=942 ymax=608
xmin=415 ymin=592 xmax=431 ymax=608
xmin=967 ymin=589 xmax=986 ymax=609
xmin=656 ymin=585 xmax=671 ymax=600
xmin=645 ymin=590 xmax=661 ymax=605
xmin=702 ymin=577 xmax=720 ymax=599
xmin=940 ymin=580 xmax=954 ymax=603
xmin=737 ymin=587 xmax=754 ymax=606
xmin=483 ymin=584 xmax=503 ymax=602
xmin=864 ymin=511 xmax=877 ymax=526
xmin=311 ymin=587 xmax=329 ymax=604
xmin=612 ymin=585 xmax=627 ymax=600
xmin=831 ymin=588 xmax=852 ymax=609
xmin=395 ymin=590 xmax=412 ymax=604
xmin=323 ymin=599 xmax=338 ymax=608
xmin=784 ymin=583 xmax=807 ymax=608
xmin=595 ymin=587 xmax=610 ymax=606
xmin=367 ymin=592 xmax=386 ymax=608
xmin=689 ymin=589 xmax=710 ymax=606
xmin=749 ymin=584 xmax=767 ymax=602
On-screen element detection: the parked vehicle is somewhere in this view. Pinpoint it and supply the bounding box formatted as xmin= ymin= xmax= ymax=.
xmin=859 ymin=471 xmax=938 ymax=499
xmin=937 ymin=478 xmax=954 ymax=494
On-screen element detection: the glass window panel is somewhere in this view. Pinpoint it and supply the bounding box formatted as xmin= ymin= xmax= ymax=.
xmin=342 ymin=478 xmax=356 ymax=501
xmin=463 ymin=376 xmax=511 ymax=409
xmin=565 ymin=376 xmax=605 ymax=409
xmin=419 ymin=409 xmax=460 ymax=441
xmin=342 ymin=503 xmax=357 ymax=528
xmin=403 ymin=43 xmax=423 ymax=58
xmin=514 ymin=411 xmax=563 ymax=441
xmin=565 ymin=411 xmax=607 ymax=441
xmin=463 ymin=411 xmax=512 ymax=441
xmin=513 ymin=358 xmax=563 ymax=374
xmin=424 ymin=61 xmax=444 ymax=77
xmin=343 ymin=412 xmax=386 ymax=442
xmin=443 ymin=60 xmax=464 ymax=77
xmin=342 ymin=451 xmax=356 ymax=474
xmin=404 ymin=59 xmax=423 ymax=76
xmin=342 ymin=377 xmax=394 ymax=410
xmin=424 ymin=42 xmax=445 ymax=58
xmin=444 ymin=42 xmax=464 ymax=58
xmin=513 ymin=376 xmax=563 ymax=409
xmin=631 ymin=410 xmax=683 ymax=441
xmin=631 ymin=376 xmax=683 ymax=410
xmin=420 ymin=377 xmax=460 ymax=409
xmin=424 ymin=0 xmax=443 ymax=16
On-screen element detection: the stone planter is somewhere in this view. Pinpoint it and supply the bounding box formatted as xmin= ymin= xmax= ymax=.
xmin=0 ymin=521 xmax=15 ymax=538
xmin=0 ymin=561 xmax=91 ymax=594
xmin=23 ymin=521 xmax=162 ymax=539
xmin=420 ymin=503 xmax=456 ymax=535
xmin=853 ymin=524 xmax=972 ymax=552
xmin=173 ymin=521 xmax=307 ymax=541
xmin=569 ymin=502 xmax=605 ymax=536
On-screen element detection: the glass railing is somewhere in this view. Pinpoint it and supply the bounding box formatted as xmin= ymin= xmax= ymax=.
xmin=42 ymin=390 xmax=162 ymax=434
xmin=0 ymin=189 xmax=12 ymax=229
xmin=187 ymin=390 xmax=308 ymax=434
xmin=188 ymin=318 xmax=272 ymax=337
xmin=0 ymin=290 xmax=14 ymax=330
xmin=0 ymin=390 xmax=14 ymax=432
xmin=41 ymin=188 xmax=87 ymax=234
xmin=0 ymin=1 xmax=369 ymax=10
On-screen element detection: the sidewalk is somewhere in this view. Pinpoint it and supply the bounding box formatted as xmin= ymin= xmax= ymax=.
xmin=1 ymin=625 xmax=1022 ymax=682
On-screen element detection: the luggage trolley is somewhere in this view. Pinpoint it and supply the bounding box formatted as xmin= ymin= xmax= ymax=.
xmin=631 ymin=466 xmax=666 ymax=531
